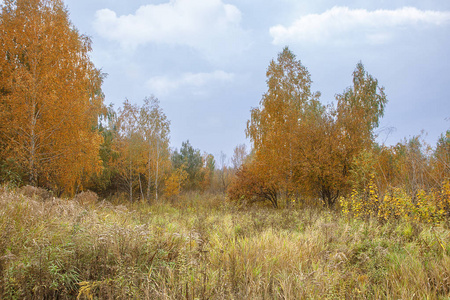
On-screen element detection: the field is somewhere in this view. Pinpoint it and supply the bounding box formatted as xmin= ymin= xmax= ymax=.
xmin=0 ymin=186 xmax=449 ymax=299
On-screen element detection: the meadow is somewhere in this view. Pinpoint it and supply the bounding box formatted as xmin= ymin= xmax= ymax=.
xmin=0 ymin=186 xmax=449 ymax=299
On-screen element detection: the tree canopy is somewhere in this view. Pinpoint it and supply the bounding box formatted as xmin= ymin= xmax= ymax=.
xmin=0 ymin=0 xmax=104 ymax=194
xmin=231 ymin=47 xmax=389 ymax=207
xmin=171 ymin=140 xmax=204 ymax=190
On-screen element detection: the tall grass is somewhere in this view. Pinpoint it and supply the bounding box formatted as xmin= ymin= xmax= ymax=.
xmin=0 ymin=186 xmax=449 ymax=299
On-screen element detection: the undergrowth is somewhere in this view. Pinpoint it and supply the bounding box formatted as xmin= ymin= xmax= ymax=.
xmin=0 ymin=186 xmax=449 ymax=299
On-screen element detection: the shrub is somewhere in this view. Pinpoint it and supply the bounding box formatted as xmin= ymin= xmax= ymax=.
xmin=340 ymin=175 xmax=379 ymax=219
xmin=341 ymin=179 xmax=450 ymax=225
xmin=74 ymin=190 xmax=99 ymax=205
xmin=19 ymin=185 xmax=52 ymax=200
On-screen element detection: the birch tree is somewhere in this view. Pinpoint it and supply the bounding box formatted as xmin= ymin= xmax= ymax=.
xmin=0 ymin=0 xmax=104 ymax=194
xmin=114 ymin=100 xmax=142 ymax=201
xmin=139 ymin=96 xmax=170 ymax=201
xmin=112 ymin=97 xmax=170 ymax=201
xmin=246 ymin=47 xmax=319 ymax=200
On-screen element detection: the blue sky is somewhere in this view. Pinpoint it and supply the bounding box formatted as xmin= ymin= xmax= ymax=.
xmin=62 ymin=0 xmax=450 ymax=160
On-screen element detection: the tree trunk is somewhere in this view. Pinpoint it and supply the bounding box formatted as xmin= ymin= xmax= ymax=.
xmin=147 ymin=144 xmax=152 ymax=201
xmin=29 ymin=51 xmax=38 ymax=186
xmin=139 ymin=173 xmax=144 ymax=200
xmin=29 ymin=104 xmax=37 ymax=185
xmin=129 ymin=150 xmax=133 ymax=202
xmin=155 ymin=137 xmax=159 ymax=201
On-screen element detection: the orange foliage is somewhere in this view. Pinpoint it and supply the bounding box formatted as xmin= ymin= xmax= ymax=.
xmin=164 ymin=166 xmax=188 ymax=199
xmin=432 ymin=131 xmax=450 ymax=184
xmin=227 ymin=162 xmax=278 ymax=208
xmin=241 ymin=48 xmax=387 ymax=207
xmin=245 ymin=47 xmax=318 ymax=203
xmin=0 ymin=0 xmax=105 ymax=195
xmin=200 ymin=153 xmax=215 ymax=192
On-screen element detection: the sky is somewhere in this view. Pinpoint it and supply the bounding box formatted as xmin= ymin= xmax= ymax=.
xmin=61 ymin=0 xmax=450 ymax=160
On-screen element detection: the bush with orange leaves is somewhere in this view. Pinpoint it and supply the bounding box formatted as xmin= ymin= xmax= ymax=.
xmin=227 ymin=163 xmax=279 ymax=208
xmin=164 ymin=166 xmax=188 ymax=199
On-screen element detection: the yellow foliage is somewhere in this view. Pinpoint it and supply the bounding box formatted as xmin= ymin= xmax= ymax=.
xmin=164 ymin=167 xmax=188 ymax=198
xmin=341 ymin=178 xmax=450 ymax=225
xmin=340 ymin=175 xmax=379 ymax=219
xmin=377 ymin=188 xmax=414 ymax=221
xmin=77 ymin=280 xmax=111 ymax=300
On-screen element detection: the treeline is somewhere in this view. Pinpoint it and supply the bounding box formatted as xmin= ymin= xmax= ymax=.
xmin=0 ymin=0 xmax=448 ymax=212
xmin=0 ymin=0 xmax=238 ymax=200
xmin=228 ymin=47 xmax=449 ymax=220
xmin=89 ymin=101 xmax=240 ymax=200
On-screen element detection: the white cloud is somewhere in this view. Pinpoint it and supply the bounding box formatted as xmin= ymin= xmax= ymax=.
xmin=146 ymin=70 xmax=234 ymax=96
xmin=270 ymin=6 xmax=450 ymax=45
xmin=93 ymin=0 xmax=247 ymax=59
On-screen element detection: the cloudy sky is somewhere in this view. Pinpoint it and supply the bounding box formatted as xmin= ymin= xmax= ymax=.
xmin=63 ymin=0 xmax=450 ymax=159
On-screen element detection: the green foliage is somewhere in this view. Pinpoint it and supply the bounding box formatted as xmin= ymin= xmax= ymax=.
xmin=172 ymin=140 xmax=204 ymax=190
xmin=336 ymin=62 xmax=387 ymax=134
xmin=0 ymin=158 xmax=24 ymax=188
xmin=86 ymin=104 xmax=119 ymax=196
xmin=350 ymin=150 xmax=378 ymax=193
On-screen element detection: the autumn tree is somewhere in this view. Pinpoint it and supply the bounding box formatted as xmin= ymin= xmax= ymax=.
xmin=112 ymin=100 xmax=141 ymax=201
xmin=393 ymin=136 xmax=433 ymax=196
xmin=231 ymin=48 xmax=388 ymax=208
xmin=216 ymin=152 xmax=232 ymax=194
xmin=164 ymin=166 xmax=188 ymax=199
xmin=112 ymin=98 xmax=170 ymax=201
xmin=335 ymin=62 xmax=387 ymax=171
xmin=228 ymin=159 xmax=279 ymax=208
xmin=171 ymin=140 xmax=204 ymax=190
xmin=0 ymin=0 xmax=104 ymax=194
xmin=369 ymin=145 xmax=396 ymax=194
xmin=201 ymin=153 xmax=215 ymax=191
xmin=85 ymin=104 xmax=118 ymax=196
xmin=139 ymin=96 xmax=171 ymax=201
xmin=231 ymin=144 xmax=248 ymax=170
xmin=432 ymin=130 xmax=450 ymax=183
xmin=305 ymin=62 xmax=388 ymax=207
xmin=246 ymin=47 xmax=319 ymax=202
xmin=294 ymin=101 xmax=345 ymax=206
xmin=221 ymin=144 xmax=248 ymax=195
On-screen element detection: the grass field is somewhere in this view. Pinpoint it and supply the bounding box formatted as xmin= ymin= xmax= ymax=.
xmin=0 ymin=186 xmax=449 ymax=299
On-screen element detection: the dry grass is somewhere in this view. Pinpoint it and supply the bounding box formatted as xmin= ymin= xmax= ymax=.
xmin=0 ymin=185 xmax=449 ymax=299
xmin=19 ymin=185 xmax=53 ymax=201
